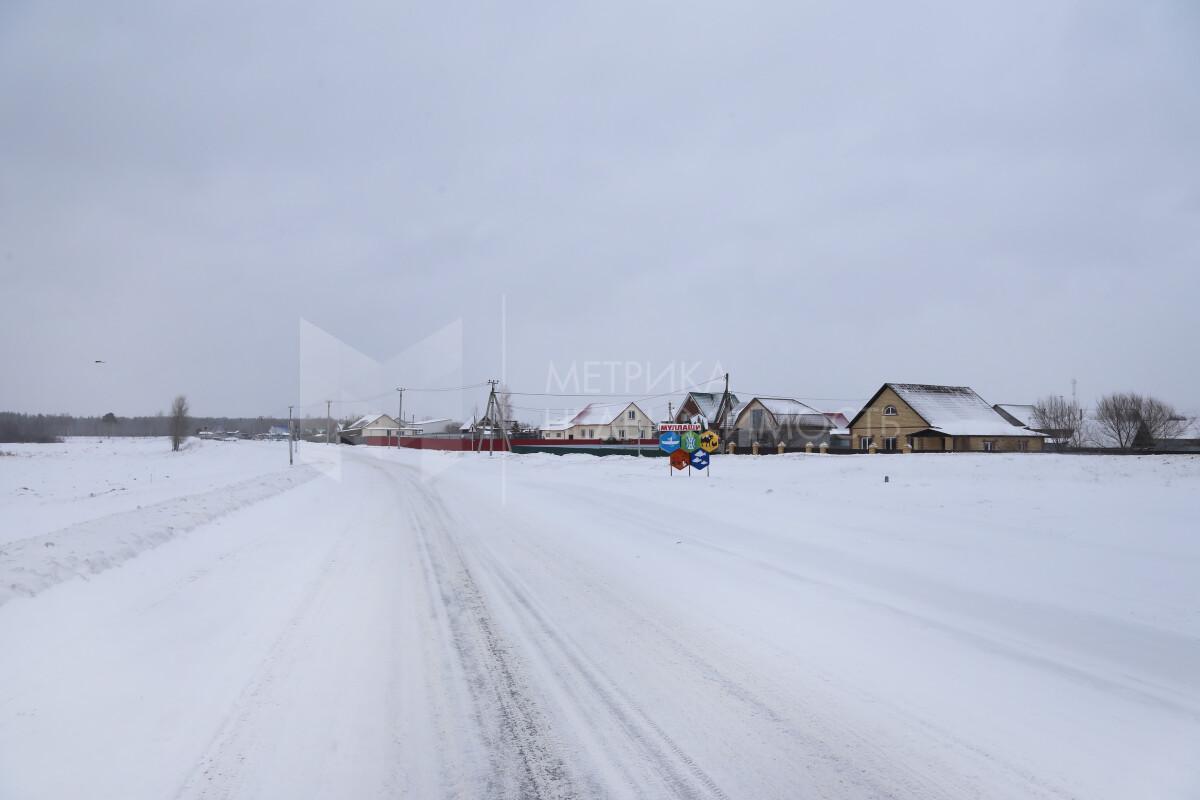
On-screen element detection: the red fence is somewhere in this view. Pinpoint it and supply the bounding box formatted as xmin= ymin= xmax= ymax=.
xmin=359 ymin=436 xmax=658 ymax=452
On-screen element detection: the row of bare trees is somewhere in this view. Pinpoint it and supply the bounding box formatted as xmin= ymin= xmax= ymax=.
xmin=1032 ymin=392 xmax=1192 ymax=450
xmin=1092 ymin=393 xmax=1188 ymax=449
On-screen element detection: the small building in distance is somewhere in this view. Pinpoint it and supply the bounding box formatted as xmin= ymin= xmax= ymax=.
xmin=340 ymin=413 xmax=399 ymax=445
xmin=460 ymin=413 xmax=515 ymax=436
xmin=730 ymin=397 xmax=833 ymax=449
xmin=849 ymin=384 xmax=1045 ymax=452
xmin=539 ymin=402 xmax=655 ymax=441
xmin=1149 ymin=417 xmax=1200 ymax=453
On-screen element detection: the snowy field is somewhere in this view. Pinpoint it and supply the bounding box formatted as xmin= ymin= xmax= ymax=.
xmin=0 ymin=439 xmax=1197 ymax=799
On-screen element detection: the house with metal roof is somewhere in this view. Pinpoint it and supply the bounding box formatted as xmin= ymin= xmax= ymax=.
xmin=673 ymin=391 xmax=740 ymax=428
xmin=539 ymin=402 xmax=655 ymax=441
xmin=340 ymin=413 xmax=400 ymax=445
xmin=729 ymin=397 xmax=833 ymax=449
xmin=849 ymin=384 xmax=1045 ymax=452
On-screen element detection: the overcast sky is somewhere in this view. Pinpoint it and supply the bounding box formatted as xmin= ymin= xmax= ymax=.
xmin=2 ymin=1 xmax=1197 ymax=422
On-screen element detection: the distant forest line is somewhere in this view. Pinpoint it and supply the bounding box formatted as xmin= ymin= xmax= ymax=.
xmin=0 ymin=412 xmax=330 ymax=443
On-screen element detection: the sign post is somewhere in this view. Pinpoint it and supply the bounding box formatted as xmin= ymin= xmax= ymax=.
xmin=659 ymin=431 xmax=680 ymax=476
xmin=659 ymin=423 xmax=718 ymax=477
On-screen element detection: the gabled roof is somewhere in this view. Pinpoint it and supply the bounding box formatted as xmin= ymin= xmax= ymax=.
xmin=537 ymin=402 xmax=650 ymax=431
xmin=398 ymin=417 xmax=449 ymax=432
xmin=679 ymin=391 xmax=739 ymax=421
xmin=994 ymin=404 xmax=1037 ymax=428
xmin=850 ymin=384 xmax=1043 ymax=437
xmin=735 ymin=397 xmax=830 ymax=428
xmin=822 ymin=412 xmax=851 ymax=429
xmin=572 ymin=402 xmax=647 ymax=426
xmin=539 ymin=415 xmax=576 ymax=432
xmin=344 ymin=413 xmax=398 ymax=431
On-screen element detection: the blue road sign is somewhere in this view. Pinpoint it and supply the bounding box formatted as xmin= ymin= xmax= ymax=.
xmin=659 ymin=431 xmax=681 ymax=454
xmin=690 ymin=449 xmax=710 ymax=470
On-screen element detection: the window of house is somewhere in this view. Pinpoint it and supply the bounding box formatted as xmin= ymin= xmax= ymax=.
xmin=860 ymin=436 xmax=872 ymax=451
xmin=883 ymin=405 xmax=897 ymax=416
xmin=1018 ymin=440 xmax=1028 ymax=452
xmin=751 ymin=409 xmax=764 ymax=428
xmin=983 ymin=440 xmax=995 ymax=452
xmin=884 ymin=436 xmax=897 ymax=451
xmin=628 ymin=410 xmax=635 ymax=420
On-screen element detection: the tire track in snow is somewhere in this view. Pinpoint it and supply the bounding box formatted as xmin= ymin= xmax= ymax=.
xmin=550 ymin=480 xmax=1200 ymax=722
xmin=479 ymin=557 xmax=734 ymax=800
xmin=401 ymin=466 xmax=578 ymax=800
xmin=454 ymin=495 xmax=967 ymax=800
xmin=171 ymin=505 xmax=362 ymax=800
xmin=515 ymin=480 xmax=1088 ymax=799
xmin=392 ymin=461 xmax=735 ymax=800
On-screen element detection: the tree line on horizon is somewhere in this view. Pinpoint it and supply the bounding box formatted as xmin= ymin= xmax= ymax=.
xmin=1031 ymin=392 xmax=1193 ymax=449
xmin=0 ymin=410 xmax=325 ymax=443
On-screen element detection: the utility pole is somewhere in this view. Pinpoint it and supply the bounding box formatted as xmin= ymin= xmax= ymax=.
xmin=326 ymin=400 xmax=332 ymax=445
xmin=288 ymin=405 xmax=294 ymax=466
xmin=396 ymin=387 xmax=405 ymax=449
xmin=476 ymin=379 xmax=511 ymax=456
xmin=719 ymin=371 xmax=731 ymax=437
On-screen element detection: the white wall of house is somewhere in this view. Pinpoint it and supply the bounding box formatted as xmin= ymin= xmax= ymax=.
xmin=540 ymin=403 xmax=655 ymax=440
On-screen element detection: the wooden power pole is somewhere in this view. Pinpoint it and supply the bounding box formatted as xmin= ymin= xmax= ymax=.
xmin=475 ymin=379 xmax=512 ymax=456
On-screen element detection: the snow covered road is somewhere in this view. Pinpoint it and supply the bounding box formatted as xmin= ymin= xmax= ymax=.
xmin=1 ymin=442 xmax=1197 ymax=798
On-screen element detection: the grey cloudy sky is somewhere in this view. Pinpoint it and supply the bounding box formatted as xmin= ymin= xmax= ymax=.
xmin=2 ymin=1 xmax=1198 ymax=422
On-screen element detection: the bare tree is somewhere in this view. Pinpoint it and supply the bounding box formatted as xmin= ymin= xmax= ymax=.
xmin=495 ymin=383 xmax=514 ymax=428
xmin=1031 ymin=395 xmax=1084 ymax=448
xmin=1093 ymin=392 xmax=1185 ymax=449
xmin=169 ymin=395 xmax=189 ymax=451
xmin=1093 ymin=393 xmax=1142 ymax=449
xmin=1137 ymin=396 xmax=1186 ymax=444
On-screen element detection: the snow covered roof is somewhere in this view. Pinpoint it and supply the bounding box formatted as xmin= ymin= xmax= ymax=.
xmin=994 ymin=404 xmax=1037 ymax=428
xmin=822 ymin=412 xmax=850 ymax=429
xmin=537 ymin=402 xmax=648 ymax=431
xmin=681 ymin=392 xmax=739 ymax=421
xmin=738 ymin=397 xmax=830 ymax=428
xmin=888 ymin=384 xmax=1043 ymax=437
xmin=344 ymin=413 xmax=398 ymax=431
xmin=571 ymin=402 xmax=636 ymax=426
xmin=539 ymin=416 xmax=575 ymax=432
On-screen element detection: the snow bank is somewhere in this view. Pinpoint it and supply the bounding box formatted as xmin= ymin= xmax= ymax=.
xmin=0 ymin=467 xmax=318 ymax=606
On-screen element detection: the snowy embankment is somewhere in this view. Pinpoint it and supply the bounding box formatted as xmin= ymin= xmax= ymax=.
xmin=0 ymin=442 xmax=1197 ymax=799
xmin=0 ymin=438 xmax=317 ymax=603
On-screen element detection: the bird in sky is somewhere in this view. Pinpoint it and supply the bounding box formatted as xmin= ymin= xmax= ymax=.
xmin=94 ymin=360 xmax=105 ymax=364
